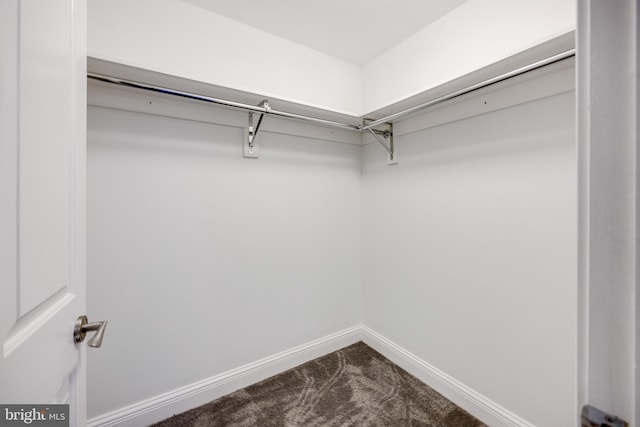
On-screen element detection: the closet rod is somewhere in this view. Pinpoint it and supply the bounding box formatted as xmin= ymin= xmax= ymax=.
xmin=89 ymin=49 xmax=575 ymax=134
xmin=87 ymin=73 xmax=362 ymax=131
xmin=361 ymin=48 xmax=576 ymax=131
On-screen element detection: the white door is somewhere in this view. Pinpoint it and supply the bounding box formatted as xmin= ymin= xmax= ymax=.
xmin=0 ymin=0 xmax=89 ymax=425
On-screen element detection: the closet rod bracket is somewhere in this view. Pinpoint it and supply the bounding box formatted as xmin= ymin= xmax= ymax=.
xmin=244 ymin=100 xmax=270 ymax=158
xmin=364 ymin=120 xmax=396 ymax=165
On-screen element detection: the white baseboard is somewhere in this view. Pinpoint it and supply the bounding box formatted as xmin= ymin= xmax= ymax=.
xmin=87 ymin=325 xmax=363 ymax=427
xmin=89 ymin=325 xmax=535 ymax=427
xmin=360 ymin=326 xmax=536 ymax=427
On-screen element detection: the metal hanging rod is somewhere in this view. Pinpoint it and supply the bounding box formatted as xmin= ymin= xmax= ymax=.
xmin=89 ymin=48 xmax=574 ymax=134
xmin=87 ymin=73 xmax=362 ymax=131
xmin=361 ymin=48 xmax=576 ymax=131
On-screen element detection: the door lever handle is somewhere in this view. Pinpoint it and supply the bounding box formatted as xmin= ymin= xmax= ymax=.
xmin=74 ymin=315 xmax=108 ymax=348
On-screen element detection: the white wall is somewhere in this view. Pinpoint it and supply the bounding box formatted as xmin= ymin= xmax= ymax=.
xmin=87 ymin=0 xmax=362 ymax=116
xmin=362 ymin=0 xmax=576 ymax=113
xmin=86 ymin=87 xmax=363 ymax=418
xmin=362 ymin=64 xmax=577 ymax=426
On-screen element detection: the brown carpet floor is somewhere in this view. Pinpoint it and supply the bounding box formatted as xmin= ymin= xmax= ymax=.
xmin=152 ymin=341 xmax=486 ymax=426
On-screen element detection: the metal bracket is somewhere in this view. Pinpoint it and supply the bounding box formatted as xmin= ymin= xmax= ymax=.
xmin=581 ymin=405 xmax=628 ymax=427
xmin=363 ymin=120 xmax=396 ymax=165
xmin=244 ymin=100 xmax=270 ymax=158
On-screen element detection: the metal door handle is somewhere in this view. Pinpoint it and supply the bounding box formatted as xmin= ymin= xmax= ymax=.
xmin=74 ymin=315 xmax=108 ymax=348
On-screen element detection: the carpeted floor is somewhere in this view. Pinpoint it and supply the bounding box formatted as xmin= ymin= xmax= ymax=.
xmin=152 ymin=342 xmax=486 ymax=426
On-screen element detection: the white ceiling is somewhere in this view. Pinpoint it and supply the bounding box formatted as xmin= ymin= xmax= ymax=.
xmin=181 ymin=0 xmax=468 ymax=65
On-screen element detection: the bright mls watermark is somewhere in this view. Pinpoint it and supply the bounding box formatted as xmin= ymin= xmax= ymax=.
xmin=0 ymin=405 xmax=68 ymax=426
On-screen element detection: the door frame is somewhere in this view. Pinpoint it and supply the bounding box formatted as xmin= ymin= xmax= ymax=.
xmin=577 ymin=0 xmax=638 ymax=425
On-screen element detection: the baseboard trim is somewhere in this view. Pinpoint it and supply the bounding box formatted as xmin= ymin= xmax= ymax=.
xmin=360 ymin=326 xmax=536 ymax=427
xmin=89 ymin=325 xmax=535 ymax=427
xmin=87 ymin=325 xmax=363 ymax=427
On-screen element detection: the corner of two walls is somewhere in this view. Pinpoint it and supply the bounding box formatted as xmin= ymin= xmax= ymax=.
xmin=357 ymin=2 xmax=578 ymax=425
xmin=87 ymin=72 xmax=578 ymax=427
xmin=87 ymin=0 xmax=576 ymax=118
xmin=86 ymin=89 xmax=364 ymax=420
xmin=87 ymin=0 xmax=578 ymax=425
xmin=361 ymin=61 xmax=578 ymax=426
